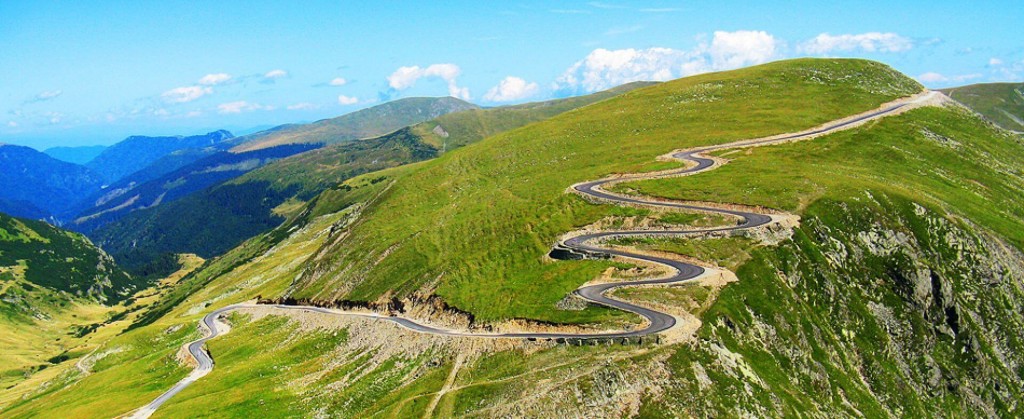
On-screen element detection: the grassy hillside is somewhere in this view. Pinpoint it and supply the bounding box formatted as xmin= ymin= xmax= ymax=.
xmin=411 ymin=81 xmax=656 ymax=152
xmin=941 ymin=82 xmax=1024 ymax=132
xmin=86 ymin=85 xmax=649 ymax=280
xmin=288 ymin=58 xmax=923 ymax=323
xmin=0 ymin=213 xmax=135 ymax=302
xmin=0 ymin=212 xmax=149 ymax=392
xmin=231 ymin=97 xmax=478 ymax=152
xmin=7 ymin=58 xmax=1024 ymax=417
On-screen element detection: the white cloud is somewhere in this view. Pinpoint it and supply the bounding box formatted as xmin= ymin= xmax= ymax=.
xmin=264 ymin=69 xmax=288 ymax=79
xmin=185 ymin=110 xmax=203 ymax=118
xmin=198 ymin=73 xmax=232 ymax=85
xmin=153 ymin=108 xmax=169 ymax=116
xmin=287 ymin=102 xmax=318 ymax=110
xmin=989 ymin=58 xmax=1004 ymax=66
xmin=217 ymin=101 xmax=273 ymax=114
xmin=799 ymin=32 xmax=912 ymax=54
xmin=387 ymin=63 xmax=470 ymax=100
xmin=707 ymin=30 xmax=778 ymax=69
xmin=7 ymin=121 xmax=16 ymax=128
xmin=555 ymin=47 xmax=687 ymax=93
xmin=162 ymin=86 xmax=212 ymax=103
xmin=917 ymin=72 xmax=983 ymax=84
xmin=36 ymin=90 xmax=62 ymax=100
xmin=329 ymin=77 xmax=348 ymax=86
xmin=555 ymin=30 xmax=779 ymax=93
xmin=337 ymin=95 xmax=359 ymax=105
xmin=483 ymin=76 xmax=540 ymax=102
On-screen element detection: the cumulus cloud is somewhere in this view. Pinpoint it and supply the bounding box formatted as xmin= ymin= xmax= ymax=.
xmin=7 ymin=121 xmax=17 ymax=128
xmin=917 ymin=72 xmax=983 ymax=84
xmin=264 ymin=69 xmax=288 ymax=79
xmin=337 ymin=95 xmax=359 ymax=105
xmin=287 ymin=102 xmax=318 ymax=110
xmin=989 ymin=58 xmax=1004 ymax=66
xmin=555 ymin=30 xmax=779 ymax=93
xmin=329 ymin=77 xmax=348 ymax=86
xmin=799 ymin=32 xmax=912 ymax=54
xmin=198 ymin=73 xmax=232 ymax=85
xmin=483 ymin=76 xmax=540 ymax=102
xmin=162 ymin=86 xmax=213 ymax=103
xmin=386 ymin=63 xmax=470 ymax=100
xmin=217 ymin=101 xmax=273 ymax=114
xmin=707 ymin=30 xmax=778 ymax=69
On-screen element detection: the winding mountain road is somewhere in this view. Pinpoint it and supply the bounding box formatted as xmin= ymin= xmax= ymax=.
xmin=129 ymin=91 xmax=942 ymax=418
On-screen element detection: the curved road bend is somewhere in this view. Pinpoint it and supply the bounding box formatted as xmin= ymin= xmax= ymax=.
xmin=129 ymin=91 xmax=939 ymax=418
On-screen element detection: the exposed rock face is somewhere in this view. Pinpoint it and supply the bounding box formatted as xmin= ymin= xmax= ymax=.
xmin=655 ymin=195 xmax=1024 ymax=416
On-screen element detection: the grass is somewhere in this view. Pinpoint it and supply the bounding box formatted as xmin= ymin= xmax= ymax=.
xmin=940 ymin=82 xmax=1024 ymax=132
xmin=1 ymin=188 xmax=359 ymax=417
xmin=289 ymin=58 xmax=922 ymax=323
xmin=0 ymin=254 xmax=202 ymax=408
xmin=611 ymin=106 xmax=1024 ymax=248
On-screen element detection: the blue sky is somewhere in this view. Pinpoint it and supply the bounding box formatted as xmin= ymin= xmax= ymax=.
xmin=2 ymin=1 xmax=1021 ymax=149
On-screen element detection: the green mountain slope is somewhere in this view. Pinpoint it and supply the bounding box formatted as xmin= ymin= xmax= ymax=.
xmin=85 ymin=85 xmax=649 ymax=279
xmin=230 ymin=96 xmax=478 ymax=152
xmin=0 ymin=213 xmax=136 ymax=303
xmin=288 ymin=58 xmax=923 ymax=323
xmin=0 ymin=212 xmax=139 ymax=390
xmin=8 ymin=59 xmax=1024 ymax=417
xmin=941 ymin=82 xmax=1024 ymax=132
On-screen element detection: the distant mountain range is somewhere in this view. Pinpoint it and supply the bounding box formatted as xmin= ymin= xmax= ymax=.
xmin=0 ymin=144 xmax=105 ymax=219
xmin=72 ymin=143 xmax=319 ymax=235
xmin=231 ymin=96 xmax=478 ymax=152
xmin=85 ymin=130 xmax=235 ymax=184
